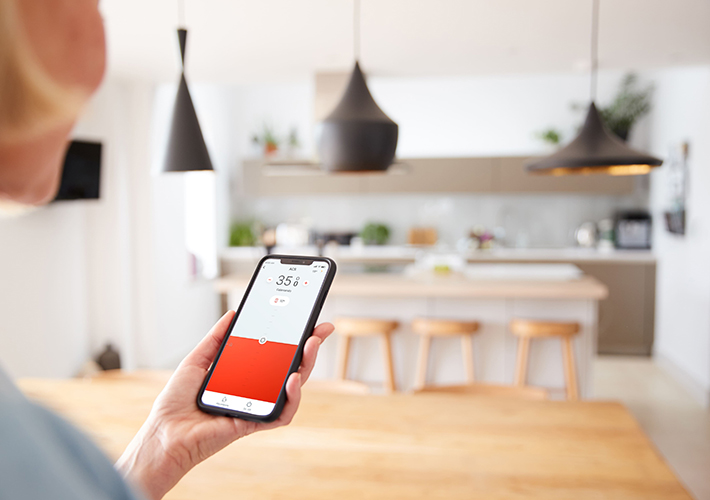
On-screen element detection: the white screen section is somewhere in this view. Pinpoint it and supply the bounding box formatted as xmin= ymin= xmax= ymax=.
xmin=231 ymin=259 xmax=330 ymax=345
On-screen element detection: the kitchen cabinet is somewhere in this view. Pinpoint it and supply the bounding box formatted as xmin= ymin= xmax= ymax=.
xmin=496 ymin=157 xmax=638 ymax=195
xmin=576 ymin=262 xmax=656 ymax=355
xmin=464 ymin=254 xmax=657 ymax=355
xmin=241 ymin=156 xmax=636 ymax=196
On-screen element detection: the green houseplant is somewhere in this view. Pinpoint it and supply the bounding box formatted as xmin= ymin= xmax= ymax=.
xmin=229 ymin=221 xmax=257 ymax=247
xmin=250 ymin=124 xmax=281 ymax=156
xmin=574 ymin=73 xmax=654 ymax=141
xmin=361 ymin=223 xmax=390 ymax=246
xmin=535 ymin=128 xmax=563 ymax=146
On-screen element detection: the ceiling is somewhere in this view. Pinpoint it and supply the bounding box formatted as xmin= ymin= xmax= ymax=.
xmin=99 ymin=0 xmax=710 ymax=83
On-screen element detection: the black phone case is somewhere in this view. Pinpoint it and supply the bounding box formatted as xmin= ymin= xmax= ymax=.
xmin=196 ymin=254 xmax=337 ymax=422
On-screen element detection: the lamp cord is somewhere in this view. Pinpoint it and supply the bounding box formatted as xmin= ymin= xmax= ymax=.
xmin=354 ymin=0 xmax=361 ymax=62
xmin=590 ymin=0 xmax=599 ymax=102
xmin=178 ymin=0 xmax=185 ymax=28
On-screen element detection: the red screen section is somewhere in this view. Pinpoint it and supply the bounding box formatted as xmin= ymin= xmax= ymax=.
xmin=206 ymin=337 xmax=298 ymax=403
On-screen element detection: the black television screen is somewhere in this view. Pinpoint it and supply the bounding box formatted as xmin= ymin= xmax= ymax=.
xmin=53 ymin=140 xmax=102 ymax=201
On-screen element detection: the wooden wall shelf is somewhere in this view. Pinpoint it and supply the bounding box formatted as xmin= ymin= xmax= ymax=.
xmin=242 ymin=156 xmax=638 ymax=196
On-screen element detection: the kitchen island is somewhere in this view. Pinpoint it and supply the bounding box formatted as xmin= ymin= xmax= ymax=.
xmin=216 ymin=267 xmax=607 ymax=398
xmin=222 ymin=246 xmax=654 ymax=355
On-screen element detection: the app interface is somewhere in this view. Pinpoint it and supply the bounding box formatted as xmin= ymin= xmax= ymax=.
xmin=202 ymin=259 xmax=330 ymax=416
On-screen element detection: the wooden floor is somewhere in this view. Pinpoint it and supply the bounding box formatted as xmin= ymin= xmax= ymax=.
xmin=19 ymin=371 xmax=691 ymax=500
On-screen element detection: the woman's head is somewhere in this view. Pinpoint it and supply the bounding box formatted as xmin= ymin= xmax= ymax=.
xmin=0 ymin=0 xmax=105 ymax=206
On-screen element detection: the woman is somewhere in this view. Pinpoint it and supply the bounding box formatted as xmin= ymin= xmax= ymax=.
xmin=0 ymin=2 xmax=334 ymax=499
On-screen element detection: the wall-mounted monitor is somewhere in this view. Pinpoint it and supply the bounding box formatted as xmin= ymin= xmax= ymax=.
xmin=53 ymin=140 xmax=102 ymax=201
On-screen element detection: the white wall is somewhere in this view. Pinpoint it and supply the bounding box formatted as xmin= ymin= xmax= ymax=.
xmin=0 ymin=204 xmax=89 ymax=378
xmin=369 ymin=70 xmax=640 ymax=157
xmin=74 ymin=79 xmax=150 ymax=371
xmin=648 ymin=66 xmax=710 ymax=406
xmin=0 ymin=78 xmax=143 ymax=378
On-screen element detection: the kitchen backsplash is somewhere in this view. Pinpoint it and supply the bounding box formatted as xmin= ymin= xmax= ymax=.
xmin=232 ymin=193 xmax=646 ymax=248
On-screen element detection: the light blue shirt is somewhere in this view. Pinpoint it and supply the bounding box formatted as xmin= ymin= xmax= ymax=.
xmin=0 ymin=366 xmax=144 ymax=500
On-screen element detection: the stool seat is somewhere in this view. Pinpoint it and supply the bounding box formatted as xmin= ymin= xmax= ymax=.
xmin=412 ymin=318 xmax=479 ymax=336
xmin=412 ymin=317 xmax=480 ymax=391
xmin=510 ymin=319 xmax=579 ymax=338
xmin=335 ymin=317 xmax=399 ymax=337
xmin=510 ymin=319 xmax=581 ymax=400
xmin=334 ymin=317 xmax=399 ymax=392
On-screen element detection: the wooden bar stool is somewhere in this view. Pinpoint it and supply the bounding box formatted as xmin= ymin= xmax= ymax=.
xmin=412 ymin=318 xmax=480 ymax=391
xmin=334 ymin=317 xmax=399 ymax=392
xmin=510 ymin=319 xmax=580 ymax=400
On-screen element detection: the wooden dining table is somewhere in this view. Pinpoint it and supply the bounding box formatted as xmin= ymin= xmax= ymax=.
xmin=18 ymin=371 xmax=691 ymax=500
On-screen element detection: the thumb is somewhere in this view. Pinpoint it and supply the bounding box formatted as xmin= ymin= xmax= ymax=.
xmin=181 ymin=310 xmax=236 ymax=370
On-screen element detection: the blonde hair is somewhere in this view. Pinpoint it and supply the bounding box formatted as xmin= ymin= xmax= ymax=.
xmin=0 ymin=0 xmax=86 ymax=142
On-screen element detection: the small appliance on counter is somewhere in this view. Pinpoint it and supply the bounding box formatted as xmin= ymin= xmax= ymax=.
xmin=615 ymin=212 xmax=652 ymax=249
xmin=407 ymin=227 xmax=438 ymax=246
xmin=311 ymin=231 xmax=359 ymax=247
xmin=574 ymin=222 xmax=598 ymax=248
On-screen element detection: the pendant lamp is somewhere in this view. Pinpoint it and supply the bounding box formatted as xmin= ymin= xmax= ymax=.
xmin=317 ymin=0 xmax=398 ymax=172
xmin=526 ymin=0 xmax=661 ymax=176
xmin=163 ymin=28 xmax=213 ymax=173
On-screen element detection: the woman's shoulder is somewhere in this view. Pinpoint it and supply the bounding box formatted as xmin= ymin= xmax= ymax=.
xmin=0 ymin=365 xmax=145 ymax=500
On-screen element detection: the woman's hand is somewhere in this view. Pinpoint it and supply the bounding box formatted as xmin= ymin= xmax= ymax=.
xmin=115 ymin=311 xmax=334 ymax=500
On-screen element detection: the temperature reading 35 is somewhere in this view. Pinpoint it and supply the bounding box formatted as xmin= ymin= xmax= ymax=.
xmin=275 ymin=275 xmax=299 ymax=287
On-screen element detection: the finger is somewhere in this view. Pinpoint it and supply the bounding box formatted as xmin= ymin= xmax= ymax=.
xmin=311 ymin=322 xmax=334 ymax=343
xmin=298 ymin=336 xmax=321 ymax=385
xmin=181 ymin=310 xmax=236 ymax=370
xmin=258 ymin=372 xmax=302 ymax=431
xmin=278 ymin=372 xmax=302 ymax=425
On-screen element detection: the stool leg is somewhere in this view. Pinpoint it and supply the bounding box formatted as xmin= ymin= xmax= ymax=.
xmin=461 ymin=334 xmax=475 ymax=383
xmin=514 ymin=337 xmax=530 ymax=386
xmin=335 ymin=336 xmax=351 ymax=381
xmin=562 ymin=337 xmax=579 ymax=400
xmin=414 ymin=335 xmax=432 ymax=390
xmin=380 ymin=333 xmax=396 ymax=393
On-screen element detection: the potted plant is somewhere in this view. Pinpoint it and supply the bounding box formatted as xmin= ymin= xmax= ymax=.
xmin=262 ymin=125 xmax=280 ymax=156
xmin=360 ymin=222 xmax=391 ymax=246
xmin=251 ymin=124 xmax=281 ymax=157
xmin=285 ymin=127 xmax=301 ymax=157
xmin=535 ymin=128 xmax=563 ymax=147
xmin=229 ymin=221 xmax=257 ymax=247
xmin=575 ymin=73 xmax=654 ymax=141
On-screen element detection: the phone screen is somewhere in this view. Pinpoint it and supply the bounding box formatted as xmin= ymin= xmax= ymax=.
xmin=201 ymin=258 xmax=331 ymax=416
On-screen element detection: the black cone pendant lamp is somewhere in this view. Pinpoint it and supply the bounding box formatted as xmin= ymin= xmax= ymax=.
xmin=317 ymin=0 xmax=398 ymax=172
xmin=526 ymin=0 xmax=661 ymax=176
xmin=163 ymin=28 xmax=213 ymax=173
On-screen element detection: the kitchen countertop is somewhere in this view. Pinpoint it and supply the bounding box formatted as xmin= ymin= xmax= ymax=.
xmin=221 ymin=245 xmax=655 ymax=265
xmin=215 ymin=271 xmax=609 ymax=300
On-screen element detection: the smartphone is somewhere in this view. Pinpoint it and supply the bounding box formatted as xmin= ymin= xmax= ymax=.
xmin=197 ymin=255 xmax=336 ymax=422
